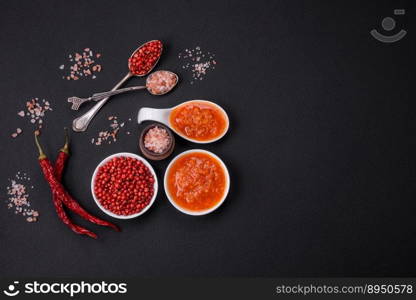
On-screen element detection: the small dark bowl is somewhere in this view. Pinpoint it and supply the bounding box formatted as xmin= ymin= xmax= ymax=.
xmin=139 ymin=123 xmax=175 ymax=160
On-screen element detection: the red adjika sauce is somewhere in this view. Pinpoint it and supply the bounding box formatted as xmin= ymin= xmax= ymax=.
xmin=169 ymin=101 xmax=227 ymax=141
xmin=166 ymin=152 xmax=227 ymax=212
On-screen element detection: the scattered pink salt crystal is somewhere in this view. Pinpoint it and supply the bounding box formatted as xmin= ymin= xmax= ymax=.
xmin=11 ymin=128 xmax=22 ymax=138
xmin=12 ymin=98 xmax=52 ymax=138
xmin=6 ymin=172 xmax=39 ymax=223
xmin=178 ymin=46 xmax=216 ymax=84
xmin=60 ymin=48 xmax=102 ymax=80
xmin=91 ymin=116 xmax=131 ymax=146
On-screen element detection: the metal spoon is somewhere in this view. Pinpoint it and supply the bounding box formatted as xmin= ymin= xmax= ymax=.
xmin=68 ymin=70 xmax=178 ymax=111
xmin=72 ymin=40 xmax=163 ymax=132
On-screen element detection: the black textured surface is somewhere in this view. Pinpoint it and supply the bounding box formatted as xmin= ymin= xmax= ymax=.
xmin=0 ymin=0 xmax=415 ymax=277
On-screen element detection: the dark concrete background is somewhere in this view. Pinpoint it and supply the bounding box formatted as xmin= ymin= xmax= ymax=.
xmin=0 ymin=0 xmax=415 ymax=277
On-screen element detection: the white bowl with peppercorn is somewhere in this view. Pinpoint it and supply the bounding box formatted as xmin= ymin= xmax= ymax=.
xmin=91 ymin=152 xmax=158 ymax=219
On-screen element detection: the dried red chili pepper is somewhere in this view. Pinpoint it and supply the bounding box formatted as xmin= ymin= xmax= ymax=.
xmin=52 ymin=130 xmax=97 ymax=239
xmin=34 ymin=134 xmax=120 ymax=232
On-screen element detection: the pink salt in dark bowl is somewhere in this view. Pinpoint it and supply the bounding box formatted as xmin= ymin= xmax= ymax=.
xmin=139 ymin=123 xmax=175 ymax=160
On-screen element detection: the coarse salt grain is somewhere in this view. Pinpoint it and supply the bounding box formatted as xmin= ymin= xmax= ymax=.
xmin=144 ymin=126 xmax=171 ymax=154
xmin=91 ymin=116 xmax=133 ymax=146
xmin=60 ymin=48 xmax=102 ymax=80
xmin=6 ymin=172 xmax=39 ymax=222
xmin=11 ymin=98 xmax=53 ymax=138
xmin=11 ymin=128 xmax=22 ymax=138
xmin=178 ymin=46 xmax=216 ymax=84
xmin=146 ymin=71 xmax=178 ymax=95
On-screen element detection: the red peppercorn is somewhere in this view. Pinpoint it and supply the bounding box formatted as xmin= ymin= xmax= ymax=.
xmin=94 ymin=156 xmax=155 ymax=216
xmin=128 ymin=40 xmax=163 ymax=76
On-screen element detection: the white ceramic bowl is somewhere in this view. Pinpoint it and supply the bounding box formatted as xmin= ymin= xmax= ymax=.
xmin=164 ymin=149 xmax=230 ymax=216
xmin=91 ymin=152 xmax=158 ymax=219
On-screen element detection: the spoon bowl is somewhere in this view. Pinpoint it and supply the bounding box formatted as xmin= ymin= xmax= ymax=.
xmin=145 ymin=70 xmax=179 ymax=96
xmin=128 ymin=40 xmax=163 ymax=77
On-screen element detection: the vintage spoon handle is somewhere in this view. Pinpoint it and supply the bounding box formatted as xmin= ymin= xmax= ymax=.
xmin=72 ymin=72 xmax=133 ymax=132
xmin=92 ymin=85 xmax=146 ymax=101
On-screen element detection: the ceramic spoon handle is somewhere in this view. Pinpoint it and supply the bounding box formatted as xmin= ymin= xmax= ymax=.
xmin=137 ymin=107 xmax=172 ymax=126
xmin=72 ymin=72 xmax=133 ymax=132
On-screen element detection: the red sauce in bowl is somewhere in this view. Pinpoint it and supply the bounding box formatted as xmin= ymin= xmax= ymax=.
xmin=166 ymin=151 xmax=227 ymax=212
xmin=169 ymin=101 xmax=228 ymax=142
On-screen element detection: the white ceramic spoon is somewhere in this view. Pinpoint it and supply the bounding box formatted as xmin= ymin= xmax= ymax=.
xmin=137 ymin=100 xmax=229 ymax=144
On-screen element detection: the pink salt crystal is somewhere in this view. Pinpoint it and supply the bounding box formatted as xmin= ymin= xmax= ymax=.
xmin=62 ymin=49 xmax=101 ymax=80
xmin=144 ymin=126 xmax=171 ymax=154
xmin=92 ymin=115 xmax=127 ymax=146
xmin=178 ymin=47 xmax=216 ymax=83
xmin=18 ymin=111 xmax=25 ymax=117
xmin=7 ymin=174 xmax=39 ymax=222
xmin=146 ymin=71 xmax=177 ymax=95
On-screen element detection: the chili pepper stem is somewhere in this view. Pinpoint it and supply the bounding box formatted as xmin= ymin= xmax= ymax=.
xmin=60 ymin=128 xmax=70 ymax=154
xmin=34 ymin=133 xmax=47 ymax=159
